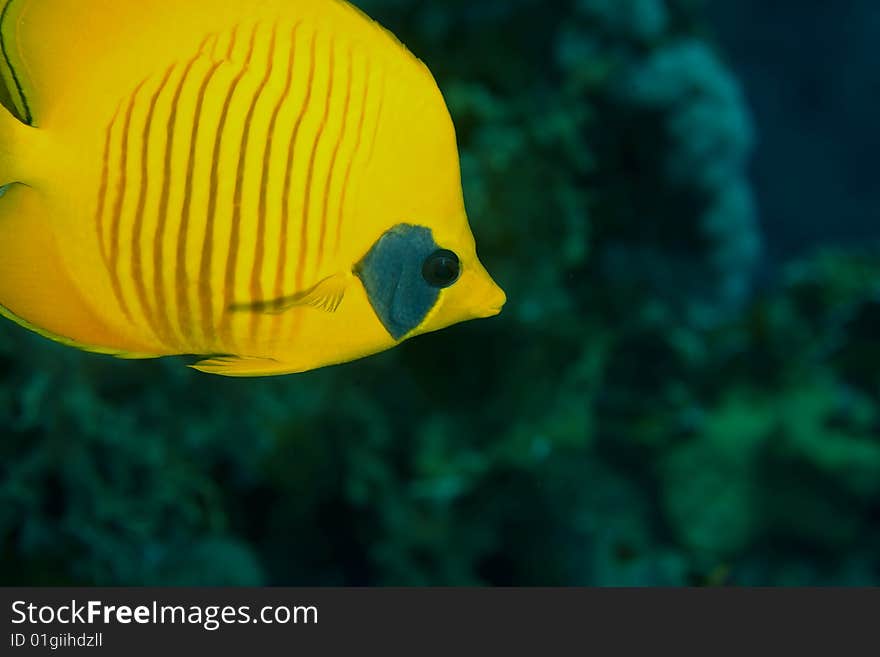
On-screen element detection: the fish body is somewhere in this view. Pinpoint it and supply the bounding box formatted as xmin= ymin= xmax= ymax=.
xmin=0 ymin=0 xmax=504 ymax=375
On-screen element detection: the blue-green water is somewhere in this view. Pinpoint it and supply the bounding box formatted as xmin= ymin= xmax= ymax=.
xmin=2 ymin=0 xmax=879 ymax=586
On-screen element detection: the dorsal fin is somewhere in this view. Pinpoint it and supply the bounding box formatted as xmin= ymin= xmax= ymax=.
xmin=0 ymin=0 xmax=435 ymax=128
xmin=0 ymin=0 xmax=105 ymax=126
xmin=0 ymin=0 xmax=211 ymax=127
xmin=0 ymin=0 xmax=135 ymax=126
xmin=0 ymin=0 xmax=34 ymax=123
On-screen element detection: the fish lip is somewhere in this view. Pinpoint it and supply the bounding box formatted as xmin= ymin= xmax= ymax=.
xmin=476 ymin=304 xmax=504 ymax=319
xmin=481 ymin=290 xmax=506 ymax=318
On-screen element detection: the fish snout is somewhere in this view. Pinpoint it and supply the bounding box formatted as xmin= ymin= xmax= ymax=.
xmin=471 ymin=268 xmax=507 ymax=318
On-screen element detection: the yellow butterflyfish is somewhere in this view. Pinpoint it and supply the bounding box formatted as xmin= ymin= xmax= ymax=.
xmin=0 ymin=0 xmax=505 ymax=376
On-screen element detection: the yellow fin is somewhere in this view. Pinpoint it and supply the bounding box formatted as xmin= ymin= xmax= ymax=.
xmin=190 ymin=355 xmax=287 ymax=377
xmin=0 ymin=0 xmax=167 ymax=126
xmin=0 ymin=184 xmax=161 ymax=357
xmin=0 ymin=0 xmax=83 ymax=125
xmin=0 ymin=0 xmax=33 ymax=124
xmin=230 ymin=272 xmax=351 ymax=315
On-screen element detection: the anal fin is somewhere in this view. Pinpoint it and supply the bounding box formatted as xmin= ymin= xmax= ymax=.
xmin=190 ymin=355 xmax=286 ymax=377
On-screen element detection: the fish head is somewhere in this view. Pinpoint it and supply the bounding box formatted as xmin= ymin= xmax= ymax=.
xmin=354 ymin=217 xmax=505 ymax=344
xmin=342 ymin=62 xmax=505 ymax=351
xmin=413 ymin=217 xmax=506 ymax=335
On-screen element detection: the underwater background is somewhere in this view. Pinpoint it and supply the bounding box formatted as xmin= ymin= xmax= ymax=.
xmin=2 ymin=0 xmax=879 ymax=586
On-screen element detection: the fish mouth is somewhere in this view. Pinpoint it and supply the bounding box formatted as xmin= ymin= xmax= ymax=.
xmin=475 ymin=286 xmax=506 ymax=318
xmin=476 ymin=304 xmax=504 ymax=318
xmin=467 ymin=258 xmax=506 ymax=319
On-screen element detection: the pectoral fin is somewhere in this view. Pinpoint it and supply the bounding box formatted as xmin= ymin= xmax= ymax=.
xmin=230 ymin=272 xmax=351 ymax=315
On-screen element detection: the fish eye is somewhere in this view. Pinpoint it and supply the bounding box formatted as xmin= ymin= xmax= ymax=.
xmin=422 ymin=249 xmax=461 ymax=288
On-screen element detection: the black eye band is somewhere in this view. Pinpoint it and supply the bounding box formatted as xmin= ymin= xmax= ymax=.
xmin=422 ymin=249 xmax=460 ymax=288
xmin=355 ymin=225 xmax=458 ymax=339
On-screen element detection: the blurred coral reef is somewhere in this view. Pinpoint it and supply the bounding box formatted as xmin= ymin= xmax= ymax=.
xmin=1 ymin=0 xmax=878 ymax=585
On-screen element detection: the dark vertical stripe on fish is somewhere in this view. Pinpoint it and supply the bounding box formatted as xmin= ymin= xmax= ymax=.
xmin=250 ymin=22 xmax=300 ymax=340
xmin=274 ymin=29 xmax=317 ymax=312
xmin=96 ymin=104 xmax=121 ymax=270
xmin=198 ymin=25 xmax=257 ymax=347
xmin=176 ymin=53 xmax=225 ymax=344
xmin=153 ymin=38 xmax=211 ymax=347
xmin=108 ymin=78 xmax=148 ymax=323
xmin=365 ymin=69 xmax=387 ymax=166
xmin=296 ymin=39 xmax=336 ymax=291
xmin=335 ymin=56 xmax=370 ymax=255
xmin=317 ymin=46 xmax=353 ymax=270
xmin=131 ymin=64 xmax=175 ymax=345
xmin=220 ymin=25 xmax=277 ymax=346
